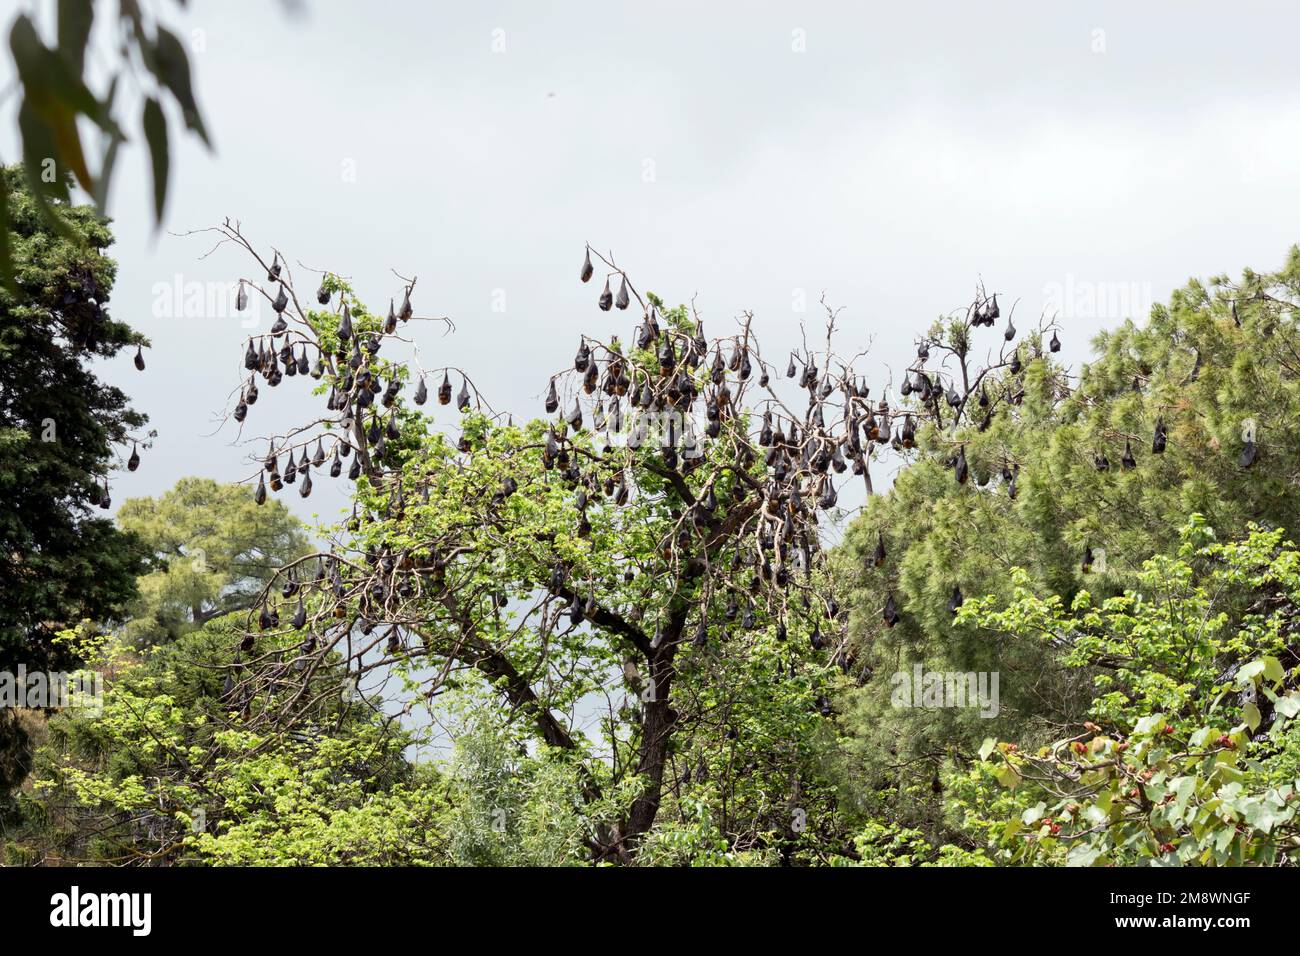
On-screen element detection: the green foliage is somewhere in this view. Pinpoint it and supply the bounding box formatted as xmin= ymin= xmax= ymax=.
xmin=0 ymin=165 xmax=147 ymax=673
xmin=115 ymin=477 xmax=311 ymax=646
xmin=838 ymin=248 xmax=1300 ymax=841
xmin=18 ymin=224 xmax=1300 ymax=866
xmin=951 ymin=520 xmax=1300 ymax=866
xmin=2 ymin=2 xmax=211 ymax=285
xmin=12 ymin=614 xmax=440 ymax=865
xmin=439 ymin=696 xmax=591 ymax=867
xmin=238 ymin=279 xmax=858 ymax=863
xmin=832 ymin=819 xmax=992 ymax=867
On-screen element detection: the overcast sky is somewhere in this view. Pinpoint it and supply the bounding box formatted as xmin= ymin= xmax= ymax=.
xmin=5 ymin=0 xmax=1300 ymax=527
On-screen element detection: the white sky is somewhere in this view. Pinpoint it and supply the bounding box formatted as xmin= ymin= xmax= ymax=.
xmin=4 ymin=0 xmax=1300 ymax=527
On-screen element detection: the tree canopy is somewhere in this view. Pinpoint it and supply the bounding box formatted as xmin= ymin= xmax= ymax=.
xmin=10 ymin=204 xmax=1300 ymax=869
xmin=115 ymin=477 xmax=311 ymax=646
xmin=835 ymin=248 xmax=1300 ymax=843
xmin=0 ymin=164 xmax=147 ymax=673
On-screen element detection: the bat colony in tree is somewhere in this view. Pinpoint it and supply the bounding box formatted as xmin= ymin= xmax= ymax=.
xmin=209 ymin=217 xmax=1072 ymax=859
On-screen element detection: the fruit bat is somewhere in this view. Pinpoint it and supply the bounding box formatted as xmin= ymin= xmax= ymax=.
xmin=615 ymin=276 xmax=630 ymax=310
xmin=658 ymin=335 xmax=676 ymax=372
xmin=598 ymin=279 xmax=613 ymax=311
xmin=817 ymin=482 xmax=838 ymax=510
xmin=580 ymin=248 xmax=594 ymax=283
xmin=883 ymin=592 xmax=899 ymax=627
xmin=134 ymin=346 xmax=145 ymax=370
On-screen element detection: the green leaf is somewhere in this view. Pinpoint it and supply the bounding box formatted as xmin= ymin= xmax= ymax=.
xmin=978 ymin=737 xmax=997 ymax=761
xmin=142 ymin=97 xmax=169 ymax=225
xmin=9 ymin=15 xmax=107 ymax=129
xmin=0 ymin=172 xmax=10 ymax=293
xmin=56 ymin=0 xmax=94 ymax=74
xmin=1237 ymin=660 xmax=1265 ymax=687
xmin=1242 ymin=700 xmax=1261 ymax=733
xmin=1134 ymin=713 xmax=1166 ymax=736
xmin=149 ymin=27 xmax=211 ymax=147
xmin=1066 ymin=842 xmax=1103 ymax=867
